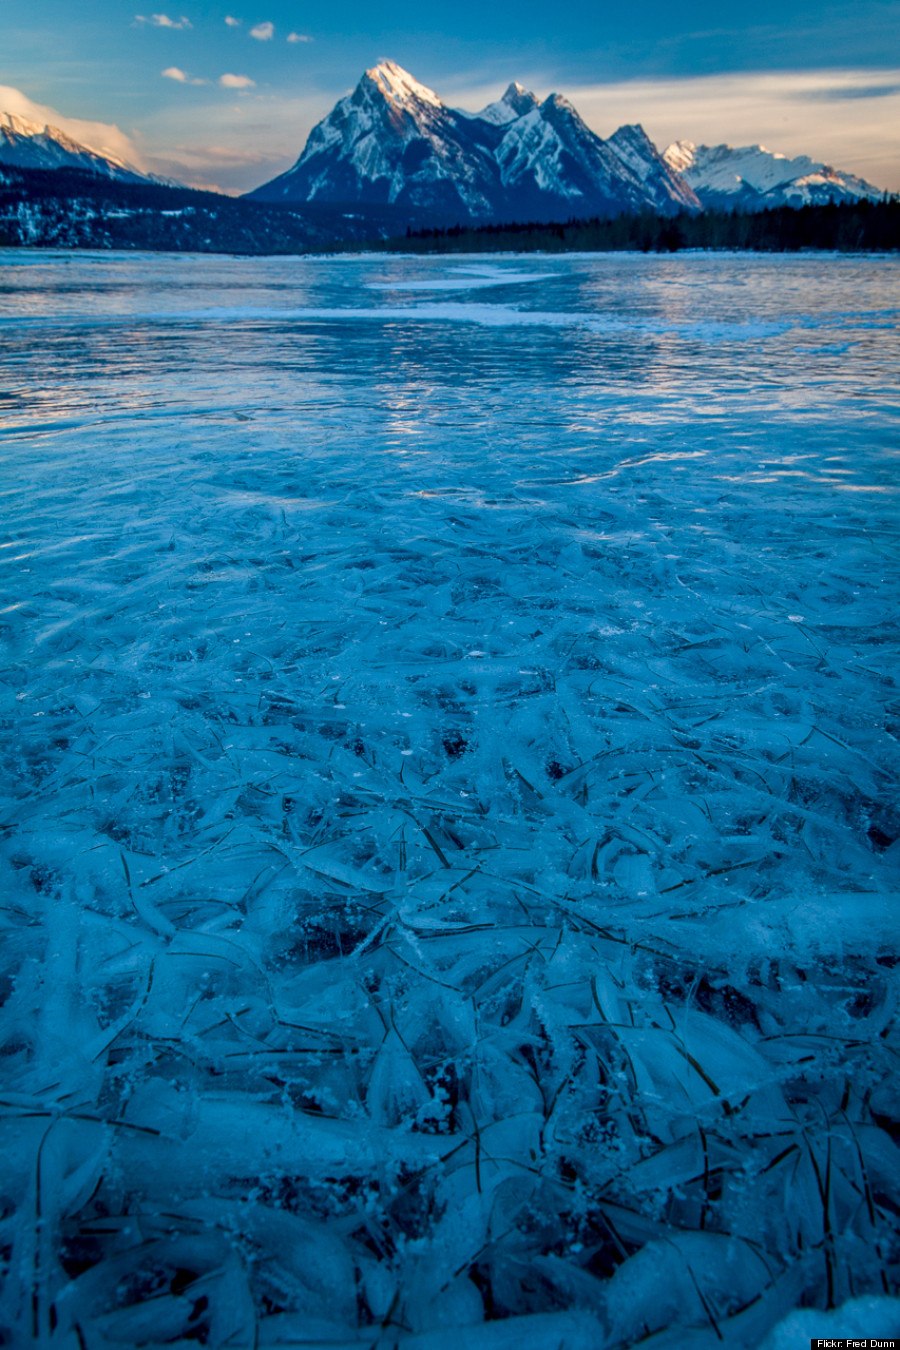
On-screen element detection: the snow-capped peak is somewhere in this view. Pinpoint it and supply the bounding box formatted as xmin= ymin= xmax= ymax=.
xmin=1 ymin=110 xmax=46 ymax=138
xmin=541 ymin=92 xmax=579 ymax=118
xmin=246 ymin=60 xmax=704 ymax=218
xmin=660 ymin=139 xmax=695 ymax=175
xmin=0 ymin=108 xmax=153 ymax=182
xmin=663 ymin=139 xmax=883 ymax=208
xmin=476 ymin=82 xmax=540 ymax=126
xmin=364 ymin=60 xmax=442 ymax=109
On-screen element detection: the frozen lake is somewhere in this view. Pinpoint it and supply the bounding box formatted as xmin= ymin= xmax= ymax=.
xmin=1 ymin=249 xmax=899 ymax=1346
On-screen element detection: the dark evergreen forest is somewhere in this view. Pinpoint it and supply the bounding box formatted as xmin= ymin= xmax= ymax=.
xmin=383 ymin=199 xmax=900 ymax=254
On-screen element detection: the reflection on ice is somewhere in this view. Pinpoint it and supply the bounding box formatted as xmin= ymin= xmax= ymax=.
xmin=0 ymin=249 xmax=899 ymax=1345
xmin=368 ymin=265 xmax=556 ymax=290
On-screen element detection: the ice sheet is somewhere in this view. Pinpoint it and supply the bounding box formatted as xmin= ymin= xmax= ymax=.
xmin=0 ymin=249 xmax=898 ymax=1346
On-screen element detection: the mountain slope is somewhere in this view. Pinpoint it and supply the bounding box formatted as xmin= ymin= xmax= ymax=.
xmin=0 ymin=111 xmax=156 ymax=184
xmin=606 ymin=125 xmax=699 ymax=213
xmin=248 ymin=62 xmax=502 ymax=218
xmin=246 ymin=61 xmax=700 ymax=221
xmin=664 ymin=141 xmax=883 ymax=209
xmin=492 ymin=97 xmax=662 ymax=217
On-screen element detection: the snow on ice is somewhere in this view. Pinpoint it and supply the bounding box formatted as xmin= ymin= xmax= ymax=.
xmin=0 ymin=249 xmax=899 ymax=1346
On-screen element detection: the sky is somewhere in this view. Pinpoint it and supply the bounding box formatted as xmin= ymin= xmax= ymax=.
xmin=2 ymin=1 xmax=899 ymax=194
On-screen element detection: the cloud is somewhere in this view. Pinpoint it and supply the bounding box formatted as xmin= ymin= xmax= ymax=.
xmin=175 ymin=143 xmax=274 ymax=165
xmin=162 ymin=66 xmax=206 ymax=84
xmin=0 ymin=83 xmax=147 ymax=170
xmin=162 ymin=66 xmax=187 ymax=81
xmin=286 ymin=32 xmax=312 ymax=43
xmin=219 ymin=73 xmax=256 ymax=88
xmin=131 ymin=88 xmax=328 ymax=192
xmin=805 ymin=82 xmax=900 ymax=101
xmin=135 ymin=12 xmax=192 ymax=27
xmin=249 ymin=20 xmax=274 ymax=40
xmin=225 ymin=14 xmax=241 ymax=25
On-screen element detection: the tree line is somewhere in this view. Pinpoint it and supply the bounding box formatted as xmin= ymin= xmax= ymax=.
xmin=381 ymin=198 xmax=899 ymax=254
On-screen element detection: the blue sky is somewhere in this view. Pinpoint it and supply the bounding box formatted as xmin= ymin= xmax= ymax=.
xmin=2 ymin=1 xmax=899 ymax=192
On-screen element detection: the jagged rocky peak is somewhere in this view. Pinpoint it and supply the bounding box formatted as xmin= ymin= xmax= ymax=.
xmin=477 ymin=81 xmax=540 ymax=125
xmin=362 ymin=60 xmax=443 ymax=110
xmin=532 ymin=91 xmax=590 ymax=133
xmin=1 ymin=109 xmax=94 ymax=154
xmin=512 ymin=91 xmax=598 ymax=150
xmin=1 ymin=110 xmax=44 ymax=136
xmin=608 ymin=124 xmax=661 ymax=156
xmin=543 ymin=92 xmax=576 ymax=113
xmin=604 ymin=124 xmax=700 ymax=209
xmin=520 ymin=90 xmax=610 ymax=147
xmin=662 ymin=139 xmax=696 ymax=174
xmin=503 ymin=81 xmax=540 ymax=117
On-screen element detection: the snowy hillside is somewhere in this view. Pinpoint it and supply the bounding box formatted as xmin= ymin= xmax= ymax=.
xmin=247 ymin=60 xmax=700 ymax=220
xmin=0 ymin=163 xmax=417 ymax=251
xmin=664 ymin=140 xmax=883 ymax=209
xmin=0 ymin=110 xmax=156 ymax=183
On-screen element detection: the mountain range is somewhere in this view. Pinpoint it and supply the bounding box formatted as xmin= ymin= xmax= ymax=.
xmin=664 ymin=140 xmax=884 ymax=209
xmin=246 ymin=62 xmax=700 ymax=220
xmin=246 ymin=61 xmax=884 ymax=221
xmin=0 ymin=111 xmax=156 ymax=184
xmin=0 ymin=64 xmax=887 ymax=232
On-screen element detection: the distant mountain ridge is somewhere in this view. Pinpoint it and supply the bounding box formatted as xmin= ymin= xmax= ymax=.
xmin=246 ymin=61 xmax=700 ymax=221
xmin=663 ymin=141 xmax=883 ymax=210
xmin=2 ymin=73 xmax=888 ymax=236
xmin=0 ymin=111 xmax=160 ymax=184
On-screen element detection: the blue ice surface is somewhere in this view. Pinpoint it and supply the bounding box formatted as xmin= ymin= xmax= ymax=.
xmin=0 ymin=248 xmax=899 ymax=1346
